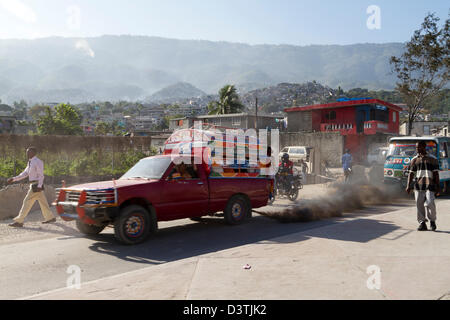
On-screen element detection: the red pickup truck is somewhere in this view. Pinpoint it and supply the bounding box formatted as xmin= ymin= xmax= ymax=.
xmin=54 ymin=155 xmax=272 ymax=244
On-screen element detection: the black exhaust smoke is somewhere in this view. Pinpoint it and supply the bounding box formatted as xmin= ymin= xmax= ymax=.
xmin=260 ymin=182 xmax=403 ymax=223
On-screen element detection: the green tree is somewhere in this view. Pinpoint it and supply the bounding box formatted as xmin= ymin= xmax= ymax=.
xmin=0 ymin=103 xmax=12 ymax=113
xmin=94 ymin=121 xmax=111 ymax=136
xmin=29 ymin=104 xmax=49 ymax=120
xmin=37 ymin=103 xmax=83 ymax=135
xmin=94 ymin=120 xmax=126 ymax=136
xmin=390 ymin=13 xmax=449 ymax=135
xmin=208 ymin=85 xmax=245 ymax=115
xmin=36 ymin=107 xmax=55 ymax=135
xmin=422 ymin=88 xmax=450 ymax=114
xmin=13 ymin=100 xmax=28 ymax=109
xmin=168 ymin=104 xmax=181 ymax=113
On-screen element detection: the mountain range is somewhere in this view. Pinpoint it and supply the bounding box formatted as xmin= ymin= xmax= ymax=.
xmin=0 ymin=35 xmax=405 ymax=104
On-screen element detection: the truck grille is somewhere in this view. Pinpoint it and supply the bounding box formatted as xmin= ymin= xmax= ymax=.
xmin=85 ymin=189 xmax=116 ymax=205
xmin=66 ymin=191 xmax=82 ymax=203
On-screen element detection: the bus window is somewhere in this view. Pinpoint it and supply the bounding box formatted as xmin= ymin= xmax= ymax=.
xmin=388 ymin=141 xmax=437 ymax=158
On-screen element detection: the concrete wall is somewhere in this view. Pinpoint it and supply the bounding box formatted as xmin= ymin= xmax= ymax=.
xmin=199 ymin=115 xmax=283 ymax=131
xmin=400 ymin=121 xmax=449 ymax=136
xmin=0 ymin=184 xmax=56 ymax=220
xmin=287 ymin=111 xmax=312 ymax=132
xmin=169 ymin=118 xmax=195 ymax=131
xmin=279 ymin=132 xmax=344 ymax=167
xmin=0 ymin=134 xmax=153 ymax=156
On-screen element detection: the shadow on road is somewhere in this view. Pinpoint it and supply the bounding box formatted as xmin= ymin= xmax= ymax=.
xmin=87 ymin=204 xmax=405 ymax=265
xmin=20 ymin=222 xmax=80 ymax=237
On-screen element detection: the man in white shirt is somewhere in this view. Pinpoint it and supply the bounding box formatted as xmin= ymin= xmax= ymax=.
xmin=7 ymin=147 xmax=56 ymax=227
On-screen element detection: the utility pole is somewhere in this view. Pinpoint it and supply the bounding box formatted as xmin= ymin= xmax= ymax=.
xmin=254 ymin=96 xmax=258 ymax=130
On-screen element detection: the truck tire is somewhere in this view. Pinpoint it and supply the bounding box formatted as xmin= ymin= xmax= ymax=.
xmin=76 ymin=220 xmax=105 ymax=235
xmin=224 ymin=195 xmax=250 ymax=225
xmin=114 ymin=205 xmax=155 ymax=245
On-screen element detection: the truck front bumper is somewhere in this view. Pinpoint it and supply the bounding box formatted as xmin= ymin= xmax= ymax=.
xmin=56 ymin=202 xmax=119 ymax=224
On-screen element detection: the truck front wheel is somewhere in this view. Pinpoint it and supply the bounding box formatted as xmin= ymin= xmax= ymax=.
xmin=76 ymin=220 xmax=105 ymax=235
xmin=114 ymin=205 xmax=155 ymax=245
xmin=224 ymin=195 xmax=251 ymax=225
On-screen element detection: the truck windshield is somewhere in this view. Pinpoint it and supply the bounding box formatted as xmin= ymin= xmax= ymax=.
xmin=388 ymin=141 xmax=437 ymax=158
xmin=120 ymin=157 xmax=171 ymax=180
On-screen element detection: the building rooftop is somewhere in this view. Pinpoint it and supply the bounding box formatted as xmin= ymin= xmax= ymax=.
xmin=285 ymin=98 xmax=402 ymax=113
xmin=196 ymin=113 xmax=284 ymax=119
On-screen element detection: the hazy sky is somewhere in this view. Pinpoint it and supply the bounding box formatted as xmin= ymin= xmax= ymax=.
xmin=0 ymin=0 xmax=448 ymax=45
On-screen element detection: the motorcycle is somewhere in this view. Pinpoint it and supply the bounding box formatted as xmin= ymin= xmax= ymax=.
xmin=268 ymin=167 xmax=302 ymax=204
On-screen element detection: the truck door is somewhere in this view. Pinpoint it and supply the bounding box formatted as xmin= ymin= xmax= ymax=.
xmin=159 ymin=162 xmax=209 ymax=219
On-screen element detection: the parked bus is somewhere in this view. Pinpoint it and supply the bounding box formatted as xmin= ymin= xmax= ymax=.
xmin=383 ymin=136 xmax=450 ymax=191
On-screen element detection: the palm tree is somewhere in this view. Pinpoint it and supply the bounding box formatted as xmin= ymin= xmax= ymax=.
xmin=208 ymin=85 xmax=245 ymax=115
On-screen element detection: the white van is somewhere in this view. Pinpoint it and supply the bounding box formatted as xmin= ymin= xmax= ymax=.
xmin=367 ymin=147 xmax=389 ymax=166
xmin=279 ymin=146 xmax=311 ymax=164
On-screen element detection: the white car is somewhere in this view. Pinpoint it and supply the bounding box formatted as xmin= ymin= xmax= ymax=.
xmin=367 ymin=147 xmax=389 ymax=166
xmin=279 ymin=146 xmax=311 ymax=164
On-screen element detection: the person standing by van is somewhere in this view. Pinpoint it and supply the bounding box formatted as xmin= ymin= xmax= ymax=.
xmin=406 ymin=141 xmax=440 ymax=231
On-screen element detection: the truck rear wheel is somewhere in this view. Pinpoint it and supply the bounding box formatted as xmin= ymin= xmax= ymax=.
xmin=224 ymin=195 xmax=251 ymax=225
xmin=114 ymin=205 xmax=156 ymax=245
xmin=76 ymin=220 xmax=105 ymax=235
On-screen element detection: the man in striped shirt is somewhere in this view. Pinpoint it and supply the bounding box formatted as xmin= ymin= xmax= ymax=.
xmin=406 ymin=141 xmax=440 ymax=231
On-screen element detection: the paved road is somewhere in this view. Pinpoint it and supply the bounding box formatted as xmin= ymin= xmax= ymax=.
xmin=0 ymin=207 xmax=340 ymax=298
xmin=0 ymin=184 xmax=448 ymax=300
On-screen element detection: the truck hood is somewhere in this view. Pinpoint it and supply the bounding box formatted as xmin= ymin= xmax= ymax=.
xmin=64 ymin=178 xmax=159 ymax=191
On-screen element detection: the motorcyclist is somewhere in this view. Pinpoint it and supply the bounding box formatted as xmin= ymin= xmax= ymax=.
xmin=278 ymin=153 xmax=294 ymax=192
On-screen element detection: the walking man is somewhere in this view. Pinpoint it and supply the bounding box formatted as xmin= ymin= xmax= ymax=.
xmin=7 ymin=147 xmax=56 ymax=227
xmin=406 ymin=141 xmax=440 ymax=231
xmin=342 ymin=149 xmax=352 ymax=182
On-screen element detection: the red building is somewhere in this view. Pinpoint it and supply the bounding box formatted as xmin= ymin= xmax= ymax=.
xmin=285 ymin=98 xmax=401 ymax=162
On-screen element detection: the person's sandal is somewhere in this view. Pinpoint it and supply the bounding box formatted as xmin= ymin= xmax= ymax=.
xmin=42 ymin=218 xmax=57 ymax=224
xmin=8 ymin=222 xmax=24 ymax=228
